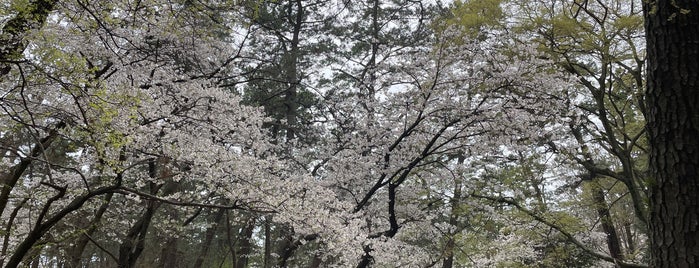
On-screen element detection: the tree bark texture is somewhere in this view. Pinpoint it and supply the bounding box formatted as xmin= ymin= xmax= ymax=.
xmin=643 ymin=1 xmax=699 ymax=267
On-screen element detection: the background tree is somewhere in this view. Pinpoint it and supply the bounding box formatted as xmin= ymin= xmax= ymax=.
xmin=454 ymin=0 xmax=650 ymax=266
xmin=0 ymin=0 xmax=679 ymax=267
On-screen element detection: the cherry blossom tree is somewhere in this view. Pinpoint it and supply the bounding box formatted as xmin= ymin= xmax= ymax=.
xmin=0 ymin=0 xmax=660 ymax=267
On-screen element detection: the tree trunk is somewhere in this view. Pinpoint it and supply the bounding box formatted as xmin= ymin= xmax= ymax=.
xmin=0 ymin=122 xmax=64 ymax=217
xmin=191 ymin=209 xmax=224 ymax=268
xmin=623 ymin=222 xmax=636 ymax=255
xmin=276 ymin=225 xmax=295 ymax=267
xmin=117 ymin=197 xmax=160 ymax=268
xmin=159 ymin=236 xmax=179 ymax=268
xmin=591 ymin=182 xmax=623 ymax=262
xmin=67 ymin=193 xmax=114 ymax=268
xmin=1 ymin=198 xmax=28 ymax=267
xmin=3 ymin=185 xmax=118 ymax=268
xmin=643 ymin=1 xmax=699 ymax=267
xmin=442 ymin=156 xmax=464 ymax=268
xmin=263 ymin=216 xmax=273 ymax=268
xmin=283 ymin=0 xmax=303 ymax=141
xmin=235 ymin=218 xmax=256 ymax=268
xmin=441 ymin=181 xmax=460 ymax=268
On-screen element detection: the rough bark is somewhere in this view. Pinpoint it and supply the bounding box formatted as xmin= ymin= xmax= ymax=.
xmin=643 ymin=1 xmax=699 ymax=267
xmin=159 ymin=236 xmax=179 ymax=268
xmin=309 ymin=255 xmax=322 ymax=268
xmin=278 ymin=233 xmax=318 ymax=268
xmin=276 ymin=226 xmax=295 ymax=267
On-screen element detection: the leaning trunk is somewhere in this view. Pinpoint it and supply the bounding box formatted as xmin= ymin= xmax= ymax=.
xmin=591 ymin=183 xmax=623 ymax=261
xmin=67 ymin=193 xmax=113 ymax=268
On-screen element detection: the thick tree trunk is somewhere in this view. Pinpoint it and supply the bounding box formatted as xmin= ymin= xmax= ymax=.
xmin=276 ymin=226 xmax=295 ymax=267
xmin=441 ymin=178 xmax=460 ymax=268
xmin=643 ymin=1 xmax=699 ymax=267
xmin=309 ymin=255 xmax=322 ymax=268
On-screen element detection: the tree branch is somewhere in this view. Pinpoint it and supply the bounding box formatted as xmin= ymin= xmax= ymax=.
xmin=470 ymin=193 xmax=647 ymax=268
